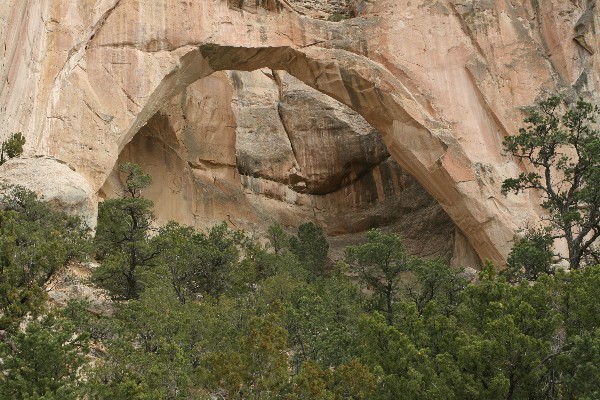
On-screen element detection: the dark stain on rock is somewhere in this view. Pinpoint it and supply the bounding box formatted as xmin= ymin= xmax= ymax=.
xmin=260 ymin=26 xmax=268 ymax=43
xmin=230 ymin=71 xmax=243 ymax=91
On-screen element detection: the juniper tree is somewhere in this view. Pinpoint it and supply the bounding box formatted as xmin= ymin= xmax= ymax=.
xmin=502 ymin=96 xmax=600 ymax=269
xmin=93 ymin=163 xmax=158 ymax=299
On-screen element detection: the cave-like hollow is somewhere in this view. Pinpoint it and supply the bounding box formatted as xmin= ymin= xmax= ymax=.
xmin=99 ymin=68 xmax=481 ymax=267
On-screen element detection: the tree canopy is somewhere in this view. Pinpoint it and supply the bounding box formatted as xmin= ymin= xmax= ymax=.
xmin=0 ymin=185 xmax=91 ymax=399
xmin=92 ymin=163 xmax=157 ymax=299
xmin=2 ymin=163 xmax=600 ymax=399
xmin=0 ymin=185 xmax=90 ymax=331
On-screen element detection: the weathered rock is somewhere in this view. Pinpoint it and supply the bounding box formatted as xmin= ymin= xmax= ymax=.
xmin=231 ymin=69 xmax=299 ymax=186
xmin=276 ymin=71 xmax=390 ymax=195
xmin=46 ymin=262 xmax=113 ymax=316
xmin=233 ymin=69 xmax=390 ymax=195
xmin=1 ymin=0 xmax=598 ymax=265
xmin=100 ymin=73 xmax=246 ymax=228
xmin=0 ymin=157 xmax=97 ymax=229
xmin=285 ymin=0 xmax=352 ymax=19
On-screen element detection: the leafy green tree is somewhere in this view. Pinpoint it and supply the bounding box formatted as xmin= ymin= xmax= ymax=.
xmin=238 ymin=234 xmax=280 ymax=281
xmin=238 ymin=312 xmax=289 ymax=397
xmin=345 ymin=229 xmax=414 ymax=325
xmin=120 ymin=162 xmax=152 ymax=198
xmin=199 ymin=310 xmax=290 ymax=399
xmin=86 ymin=284 xmax=209 ymax=399
xmin=356 ymin=312 xmax=438 ymax=399
xmin=288 ymin=358 xmax=376 ymax=400
xmin=279 ymin=275 xmax=363 ymax=372
xmin=93 ymin=163 xmax=158 ymax=299
xmin=331 ymin=359 xmax=377 ymax=399
xmin=193 ymin=222 xmax=244 ymax=298
xmin=504 ymin=227 xmax=554 ymax=282
xmin=290 ymin=222 xmax=330 ymax=277
xmin=0 ymin=132 xmax=25 ymax=165
xmin=403 ymin=257 xmax=466 ymax=316
xmin=201 ymin=351 xmax=244 ymax=398
xmin=153 ymin=221 xmax=197 ymax=304
xmin=267 ymin=223 xmax=289 ymax=255
xmin=451 ymin=265 xmax=561 ymax=400
xmin=551 ymin=266 xmax=600 ymax=399
xmin=502 ymin=96 xmax=600 ymax=269
xmin=0 ymin=186 xmax=91 ymax=397
xmin=33 ymin=199 xmax=599 ymax=400
xmin=352 ymin=263 xmax=582 ymax=400
xmin=0 ymin=185 xmax=90 ymax=330
xmin=555 ymin=328 xmax=600 ymax=400
xmin=154 ymin=221 xmax=243 ymax=302
xmin=290 ymin=359 xmax=333 ymax=399
xmin=0 ymin=312 xmax=90 ymax=400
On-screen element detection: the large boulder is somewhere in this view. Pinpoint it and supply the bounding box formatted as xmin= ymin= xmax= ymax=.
xmin=0 ymin=157 xmax=97 ymax=229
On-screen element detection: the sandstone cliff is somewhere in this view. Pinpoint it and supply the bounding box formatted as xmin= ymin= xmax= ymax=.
xmin=1 ymin=0 xmax=598 ymax=266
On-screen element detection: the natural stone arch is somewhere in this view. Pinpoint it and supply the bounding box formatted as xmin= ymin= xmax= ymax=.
xmin=103 ymin=67 xmax=470 ymax=264
xmin=108 ymin=43 xmax=530 ymax=266
xmin=7 ymin=0 xmax=579 ymax=267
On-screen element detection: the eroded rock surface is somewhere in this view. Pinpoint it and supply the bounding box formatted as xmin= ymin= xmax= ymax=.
xmin=0 ymin=157 xmax=97 ymax=229
xmin=1 ymin=0 xmax=598 ymax=265
xmin=285 ymin=0 xmax=353 ymax=18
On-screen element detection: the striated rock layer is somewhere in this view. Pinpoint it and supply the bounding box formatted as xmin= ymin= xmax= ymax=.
xmin=1 ymin=0 xmax=599 ymax=266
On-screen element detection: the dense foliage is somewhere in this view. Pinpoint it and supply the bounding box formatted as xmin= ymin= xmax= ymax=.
xmin=0 ymin=185 xmax=90 ymax=331
xmin=93 ymin=163 xmax=157 ymax=299
xmin=0 ymin=311 xmax=90 ymax=400
xmin=0 ymin=185 xmax=91 ymax=399
xmin=1 ymin=165 xmax=600 ymax=399
xmin=80 ymin=230 xmax=600 ymax=399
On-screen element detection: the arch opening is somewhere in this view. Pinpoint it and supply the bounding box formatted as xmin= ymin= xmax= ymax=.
xmin=101 ymin=61 xmax=481 ymax=266
xmin=99 ymin=44 xmax=509 ymax=267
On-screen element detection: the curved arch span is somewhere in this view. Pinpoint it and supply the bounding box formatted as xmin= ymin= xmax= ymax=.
xmin=111 ymin=43 xmax=516 ymax=266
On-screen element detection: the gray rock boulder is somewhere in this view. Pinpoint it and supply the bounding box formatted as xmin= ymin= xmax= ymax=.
xmin=0 ymin=157 xmax=97 ymax=229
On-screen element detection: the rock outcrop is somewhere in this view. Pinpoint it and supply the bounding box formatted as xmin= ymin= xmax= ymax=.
xmin=1 ymin=0 xmax=598 ymax=265
xmin=0 ymin=157 xmax=97 ymax=229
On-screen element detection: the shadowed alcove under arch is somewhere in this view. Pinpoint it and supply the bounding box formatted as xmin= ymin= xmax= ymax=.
xmin=99 ymin=46 xmax=482 ymax=266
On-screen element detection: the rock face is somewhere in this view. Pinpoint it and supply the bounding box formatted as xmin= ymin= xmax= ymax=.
xmin=1 ymin=0 xmax=598 ymax=265
xmin=0 ymin=157 xmax=97 ymax=229
xmin=285 ymin=0 xmax=353 ymax=18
